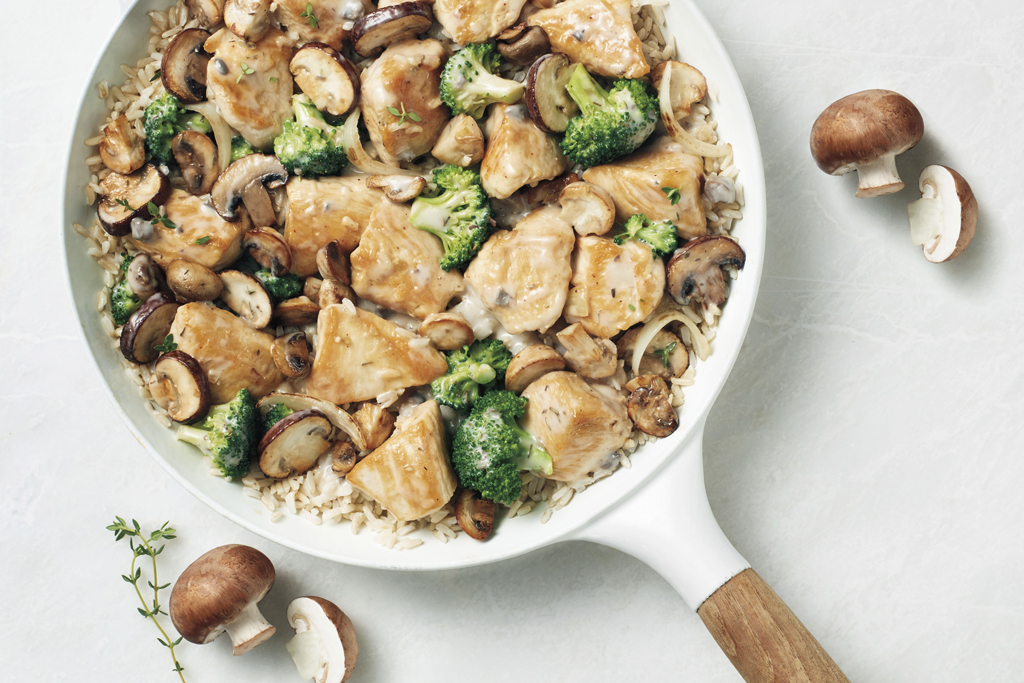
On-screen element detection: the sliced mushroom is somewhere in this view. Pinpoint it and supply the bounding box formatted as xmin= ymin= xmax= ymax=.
xmin=257 ymin=392 xmax=367 ymax=450
xmin=172 ymin=130 xmax=219 ymax=196
xmin=273 ymin=296 xmax=321 ymax=327
xmin=149 ymin=350 xmax=211 ymax=424
xmin=303 ymin=276 xmax=324 ymax=301
xmin=285 ymin=596 xmax=359 ymax=683
xmin=224 ymin=0 xmax=274 ymax=42
xmin=558 ymin=181 xmax=615 ymax=236
xmin=666 ymin=236 xmax=746 ymax=307
xmin=318 ymin=279 xmax=354 ymax=308
xmin=504 ymin=344 xmax=566 ymax=393
xmin=351 ymin=403 xmax=394 ymax=451
xmin=556 ymin=323 xmax=617 ymax=379
xmin=616 ymin=327 xmax=688 ymax=379
xmin=211 ymin=154 xmax=289 ymax=228
xmin=259 ymin=409 xmax=334 ymax=478
xmin=419 ymin=311 xmax=474 ymax=351
xmin=126 ymin=253 xmax=165 ymax=300
xmin=651 ymin=61 xmax=707 ymax=119
xmin=525 ymin=53 xmax=578 ymax=134
xmin=120 ymin=291 xmax=180 ymax=364
xmin=454 ymin=488 xmax=495 ymax=541
xmin=496 ymin=23 xmax=551 ymax=66
xmin=331 ymin=441 xmax=359 ymax=475
xmin=625 ymin=374 xmax=678 ymax=438
xmin=316 ymin=240 xmax=351 ymax=286
xmin=365 ymin=175 xmax=427 ymax=202
xmin=290 ymin=43 xmax=361 ymax=117
xmin=97 ymin=165 xmax=170 ymax=236
xmin=430 ymin=114 xmax=485 ymax=167
xmin=184 ymin=0 xmax=224 ymax=28
xmin=166 ymin=259 xmax=223 ymax=302
xmin=99 ymin=115 xmax=145 ymax=175
xmin=161 ymin=28 xmax=212 ymax=103
xmin=219 ymin=270 xmax=274 ymax=328
xmin=272 ymin=332 xmax=311 ymax=378
xmin=525 ymin=172 xmax=579 ymax=205
xmin=350 ymin=2 xmax=434 ymax=58
xmin=908 ymin=165 xmax=978 ymax=263
xmin=243 ymin=227 xmax=292 ymax=277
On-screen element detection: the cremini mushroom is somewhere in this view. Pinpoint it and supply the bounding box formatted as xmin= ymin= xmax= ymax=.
xmin=558 ymin=181 xmax=615 ymax=236
xmin=316 ymin=240 xmax=351 ymax=286
xmin=168 ymin=544 xmax=276 ymax=656
xmin=272 ymin=332 xmax=312 ymax=378
xmin=616 ymin=327 xmax=688 ymax=379
xmin=97 ymin=165 xmax=170 ymax=236
xmin=810 ymin=89 xmax=924 ymax=198
xmin=525 ymin=172 xmax=579 ymax=205
xmin=166 ymin=259 xmax=223 ymax=302
xmin=556 ymin=323 xmax=617 ymax=379
xmin=120 ymin=291 xmax=180 ymax=364
xmin=148 ymin=350 xmax=211 ymax=423
xmin=331 ymin=441 xmax=359 ymax=475
xmin=172 ymin=130 xmax=219 ymax=196
xmin=908 ymin=165 xmax=978 ymax=263
xmin=666 ymin=235 xmax=746 ymax=307
xmin=351 ymin=402 xmax=395 ymax=451
xmin=219 ymin=270 xmax=274 ymax=328
xmin=524 ymin=53 xmax=578 ymax=134
xmin=243 ymin=227 xmax=292 ymax=277
xmin=285 ymin=596 xmax=359 ymax=683
xmin=454 ymin=488 xmax=495 ymax=541
xmin=365 ymin=174 xmax=427 ymax=202
xmin=430 ymin=114 xmax=485 ymax=167
xmin=99 ymin=115 xmax=145 ymax=175
xmin=273 ymin=296 xmax=321 ymax=327
xmin=625 ymin=374 xmax=678 ymax=438
xmin=184 ymin=0 xmax=224 ymax=28
xmin=303 ymin=276 xmax=324 ymax=301
xmin=125 ymin=253 xmax=165 ymax=300
xmin=290 ymin=43 xmax=361 ymax=117
xmin=259 ymin=409 xmax=335 ymax=478
xmin=224 ymin=0 xmax=274 ymax=42
xmin=211 ymin=154 xmax=289 ymax=228
xmin=419 ymin=311 xmax=474 ymax=350
xmin=161 ymin=28 xmax=212 ymax=103
xmin=651 ymin=61 xmax=707 ymax=120
xmin=257 ymin=392 xmax=367 ymax=450
xmin=350 ymin=2 xmax=434 ymax=57
xmin=504 ymin=344 xmax=566 ymax=393
xmin=318 ymin=280 xmax=353 ymax=308
xmin=496 ymin=23 xmax=550 ymax=66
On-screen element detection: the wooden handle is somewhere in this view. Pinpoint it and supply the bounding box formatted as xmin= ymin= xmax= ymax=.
xmin=697 ymin=569 xmax=850 ymax=683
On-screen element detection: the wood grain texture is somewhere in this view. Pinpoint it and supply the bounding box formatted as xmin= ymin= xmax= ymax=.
xmin=697 ymin=569 xmax=850 ymax=683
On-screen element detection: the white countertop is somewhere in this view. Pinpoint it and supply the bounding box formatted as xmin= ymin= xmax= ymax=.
xmin=3 ymin=0 xmax=1023 ymax=680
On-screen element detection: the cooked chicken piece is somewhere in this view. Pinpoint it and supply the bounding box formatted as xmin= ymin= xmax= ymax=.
xmin=556 ymin=323 xmax=617 ymax=379
xmin=480 ymin=104 xmax=569 ymax=199
xmin=433 ymin=0 xmax=528 ymax=45
xmin=527 ymin=0 xmax=648 ymax=79
xmin=521 ymin=371 xmax=631 ymax=481
xmin=204 ymin=28 xmax=294 ymax=150
xmin=582 ymin=138 xmax=706 ymax=240
xmin=127 ymin=189 xmax=251 ymax=271
xmin=464 ymin=205 xmax=574 ymax=334
xmin=352 ymin=402 xmax=395 ymax=451
xmin=284 ymin=176 xmax=384 ymax=276
xmin=350 ymin=201 xmax=464 ymax=319
xmin=305 ymin=304 xmax=448 ymax=405
xmin=564 ymin=236 xmax=665 ymax=339
xmin=360 ymin=39 xmax=450 ymax=165
xmin=347 ymin=400 xmax=456 ymax=522
xmin=431 ymin=114 xmax=485 ymax=167
xmin=275 ymin=0 xmax=371 ymax=50
xmin=168 ymin=302 xmax=284 ymax=404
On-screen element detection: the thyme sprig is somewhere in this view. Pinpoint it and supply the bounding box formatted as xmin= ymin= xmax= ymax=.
xmin=387 ymin=102 xmax=422 ymax=126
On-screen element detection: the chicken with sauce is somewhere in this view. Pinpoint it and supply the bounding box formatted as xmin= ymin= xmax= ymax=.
xmin=527 ymin=0 xmax=649 ymax=79
xmin=433 ymin=0 xmax=529 ymax=46
xmin=274 ymin=0 xmax=371 ymax=50
xmin=480 ymin=104 xmax=570 ymax=199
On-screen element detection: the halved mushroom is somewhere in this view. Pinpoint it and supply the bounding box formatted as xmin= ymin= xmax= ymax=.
xmin=505 ymin=344 xmax=566 ymax=393
xmin=525 ymin=53 xmax=578 ymax=134
xmin=351 ymin=403 xmax=394 ymax=451
xmin=350 ymin=2 xmax=434 ymax=57
xmin=556 ymin=323 xmax=617 ymax=379
xmin=259 ymin=409 xmax=335 ymax=478
xmin=149 ymin=350 xmax=211 ymax=423
xmin=166 ymin=259 xmax=223 ymax=302
xmin=211 ymin=154 xmax=289 ymax=227
xmin=243 ymin=227 xmax=292 ymax=277
xmin=273 ymin=296 xmax=321 ymax=327
xmin=126 ymin=253 xmax=165 ymax=300
xmin=224 ymin=0 xmax=274 ymax=42
xmin=496 ymin=23 xmax=550 ymax=66
xmin=430 ymin=114 xmax=485 ymax=167
xmin=558 ymin=181 xmax=615 ymax=236
xmin=419 ymin=311 xmax=474 ymax=351
xmin=908 ymin=165 xmax=978 ymax=263
xmin=286 ymin=596 xmax=359 ymax=683
xmin=219 ymin=270 xmax=274 ymax=328
xmin=651 ymin=61 xmax=707 ymax=120
xmin=272 ymin=332 xmax=311 ymax=378
xmin=454 ymin=488 xmax=495 ymax=541
xmin=525 ymin=172 xmax=579 ymax=205
xmin=257 ymin=392 xmax=367 ymax=450
xmin=666 ymin=236 xmax=746 ymax=307
xmin=99 ymin=115 xmax=145 ymax=175
xmin=172 ymin=131 xmax=219 ymax=196
xmin=316 ymin=240 xmax=351 ymax=286
xmin=365 ymin=175 xmax=426 ymax=202
xmin=303 ymin=276 xmax=324 ymax=301
xmin=331 ymin=441 xmax=359 ymax=475
xmin=625 ymin=374 xmax=678 ymax=438
xmin=120 ymin=291 xmax=180 ymax=364
xmin=290 ymin=43 xmax=361 ymax=117
xmin=161 ymin=28 xmax=212 ymax=103
xmin=318 ymin=279 xmax=354 ymax=308
xmin=184 ymin=0 xmax=224 ymax=28
xmin=656 ymin=61 xmax=731 ymax=159
xmin=98 ymin=165 xmax=170 ymax=236
xmin=616 ymin=327 xmax=688 ymax=379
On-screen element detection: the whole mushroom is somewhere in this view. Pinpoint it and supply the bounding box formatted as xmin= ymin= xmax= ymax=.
xmin=907 ymin=165 xmax=977 ymax=263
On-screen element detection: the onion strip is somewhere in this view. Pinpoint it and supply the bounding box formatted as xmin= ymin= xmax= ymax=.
xmin=658 ymin=64 xmax=731 ymax=159
xmin=631 ymin=309 xmax=710 ymax=375
xmin=342 ymin=109 xmax=423 ymax=177
xmin=183 ymin=101 xmax=233 ymax=172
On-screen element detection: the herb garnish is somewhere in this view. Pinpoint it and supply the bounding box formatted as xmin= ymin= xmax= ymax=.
xmin=115 ymin=198 xmax=133 ymax=211
xmin=153 ymin=334 xmax=177 ymax=353
xmin=662 ymin=187 xmax=681 ymax=205
xmin=106 ymin=517 xmax=187 ymax=682
xmin=654 ymin=341 xmax=677 ymax=368
xmin=627 ymin=304 xmax=636 ymax=312
xmin=147 ymin=202 xmax=176 ymax=230
xmin=387 ymin=102 xmax=422 ymax=125
xmin=192 ymin=236 xmax=211 ymax=245
xmin=236 ymin=62 xmax=255 ymax=83
xmin=150 ymin=69 xmax=161 ymax=82
xmin=269 ymin=76 xmax=278 ymax=83
xmin=300 ymin=2 xmax=319 ymax=28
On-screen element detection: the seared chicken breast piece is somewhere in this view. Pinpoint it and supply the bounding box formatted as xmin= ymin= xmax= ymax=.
xmin=582 ymin=138 xmax=706 ymax=240
xmin=480 ymin=104 xmax=569 ymax=200
xmin=204 ymin=28 xmax=294 ymax=150
xmin=521 ymin=371 xmax=631 ymax=481
xmin=360 ymin=39 xmax=451 ymax=165
xmin=347 ymin=400 xmax=457 ymax=522
xmin=464 ymin=205 xmax=574 ymax=334
xmin=433 ymin=0 xmax=528 ymax=45
xmin=527 ymin=0 xmax=648 ymax=79
xmin=284 ymin=176 xmax=385 ymax=276
xmin=564 ymin=236 xmax=665 ymax=339
xmin=274 ymin=0 xmax=371 ymax=50
xmin=169 ymin=302 xmax=284 ymax=404
xmin=127 ymin=189 xmax=251 ymax=271
xmin=305 ymin=304 xmax=448 ymax=405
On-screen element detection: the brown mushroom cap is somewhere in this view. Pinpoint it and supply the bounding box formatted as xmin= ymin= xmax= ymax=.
xmin=454 ymin=488 xmax=495 ymax=541
xmin=908 ymin=165 xmax=978 ymax=263
xmin=810 ymin=89 xmax=924 ymax=198
xmin=211 ymin=154 xmax=288 ymax=227
xmin=149 ymin=350 xmax=211 ymax=423
xmin=351 ymin=402 xmax=395 ymax=451
xmin=99 ymin=115 xmax=145 ymax=175
xmin=651 ymin=61 xmax=707 ymax=119
xmin=666 ymin=235 xmax=746 ymax=307
xmin=365 ymin=174 xmax=427 ymax=202
xmin=257 ymin=392 xmax=367 ymax=450
xmin=505 ymin=344 xmax=566 ymax=393
xmin=224 ymin=0 xmax=274 ymax=42
xmin=243 ymin=227 xmax=292 ymax=277
xmin=625 ymin=375 xmax=678 ymax=438
xmin=525 ymin=172 xmax=580 ymax=205
xmin=219 ymin=270 xmax=274 ymax=328
xmin=97 ymin=165 xmax=170 ymax=236
xmin=316 ymin=240 xmax=351 ymax=286
xmin=556 ymin=322 xmax=617 ymax=379
xmin=419 ymin=311 xmax=474 ymax=351
xmin=616 ymin=327 xmax=688 ymax=379
xmin=331 ymin=441 xmax=359 ymax=475
xmin=272 ymin=296 xmax=321 ymax=327
xmin=166 ymin=259 xmax=224 ymax=302
xmin=259 ymin=409 xmax=334 ymax=478
xmin=184 ymin=0 xmax=223 ymax=28
xmin=172 ymin=130 xmax=220 ymax=196
xmin=558 ymin=181 xmax=615 ymax=236
xmin=290 ymin=43 xmax=361 ymax=117
xmin=272 ymin=332 xmax=311 ymax=378
xmin=169 ymin=544 xmax=277 ymax=655
xmin=286 ymin=596 xmax=359 ymax=683
xmin=120 ymin=291 xmax=180 ymax=364
xmin=161 ymin=28 xmax=212 ymax=103
xmin=496 ymin=23 xmax=551 ymax=66
xmin=350 ymin=2 xmax=434 ymax=58
xmin=525 ymin=53 xmax=578 ymax=134
xmin=125 ymin=253 xmax=165 ymax=300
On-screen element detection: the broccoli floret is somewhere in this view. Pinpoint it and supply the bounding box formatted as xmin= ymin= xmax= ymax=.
xmin=613 ymin=213 xmax=679 ymax=257
xmin=176 ymin=389 xmax=259 ymax=479
xmin=451 ymin=391 xmax=553 ymax=505
xmin=431 ymin=340 xmax=513 ymax=412
xmin=231 ymin=135 xmax=256 ymax=161
xmin=273 ymin=95 xmax=348 ymax=178
xmin=254 ymin=268 xmax=303 ymax=302
xmin=110 ymin=279 xmax=142 ymax=326
xmin=142 ymin=92 xmax=212 ymax=165
xmin=560 ymin=65 xmax=658 ymax=168
xmin=262 ymin=403 xmax=295 ymax=434
xmin=439 ymin=43 xmax=525 ymax=119
xmin=409 ymin=165 xmax=492 ymax=271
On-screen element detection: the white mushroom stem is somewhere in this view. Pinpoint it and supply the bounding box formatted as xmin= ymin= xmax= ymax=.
xmin=658 ymin=64 xmax=731 ymax=159
xmin=908 ymin=177 xmax=943 ymax=249
xmin=183 ymin=101 xmax=233 ymax=171
xmin=852 ymin=153 xmax=902 ymax=198
xmin=222 ymin=601 xmax=276 ymax=655
xmin=287 ymin=623 xmax=329 ymax=681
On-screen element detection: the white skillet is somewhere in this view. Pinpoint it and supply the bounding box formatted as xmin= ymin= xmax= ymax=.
xmin=63 ymin=1 xmax=850 ymax=679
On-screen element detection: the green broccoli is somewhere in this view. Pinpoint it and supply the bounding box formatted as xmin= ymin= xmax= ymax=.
xmin=109 ymin=252 xmax=141 ymax=325
xmin=439 ymin=43 xmax=525 ymax=119
xmin=560 ymin=65 xmax=658 ymax=168
xmin=451 ymin=391 xmax=553 ymax=505
xmin=409 ymin=165 xmax=493 ymax=271
xmin=176 ymin=389 xmax=259 ymax=479
xmin=431 ymin=340 xmax=513 ymax=412
xmin=261 ymin=403 xmax=295 ymax=434
xmin=613 ymin=213 xmax=679 ymax=257
xmin=273 ymin=94 xmax=348 ymax=178
xmin=231 ymin=135 xmax=256 ymax=161
xmin=254 ymin=268 xmax=303 ymax=302
xmin=142 ymin=92 xmax=213 ymax=165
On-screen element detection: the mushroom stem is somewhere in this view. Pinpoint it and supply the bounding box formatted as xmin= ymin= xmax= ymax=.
xmin=908 ymin=180 xmax=942 ymax=247
xmin=853 ymin=153 xmax=903 ymax=198
xmin=223 ymin=601 xmax=276 ymax=655
xmin=286 ymin=628 xmax=327 ymax=680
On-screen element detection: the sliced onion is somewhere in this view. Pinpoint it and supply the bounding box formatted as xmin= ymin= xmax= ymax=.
xmin=342 ymin=109 xmax=422 ymax=177
xmin=183 ymin=101 xmax=233 ymax=172
xmin=631 ymin=308 xmax=711 ymax=375
xmin=658 ymin=64 xmax=731 ymax=159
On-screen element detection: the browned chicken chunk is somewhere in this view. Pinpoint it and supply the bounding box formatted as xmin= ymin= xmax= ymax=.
xmin=527 ymin=0 xmax=648 ymax=79
xmin=480 ymin=104 xmax=569 ymax=199
xmin=433 ymin=0 xmax=528 ymax=45
xmin=275 ymin=0 xmax=371 ymax=50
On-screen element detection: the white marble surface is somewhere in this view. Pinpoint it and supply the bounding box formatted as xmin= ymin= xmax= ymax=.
xmin=3 ymin=0 xmax=1023 ymax=680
